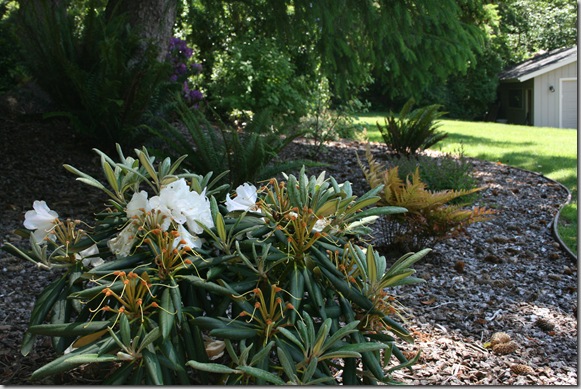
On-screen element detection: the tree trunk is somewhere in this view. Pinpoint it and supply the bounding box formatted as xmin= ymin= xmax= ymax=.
xmin=106 ymin=0 xmax=177 ymax=61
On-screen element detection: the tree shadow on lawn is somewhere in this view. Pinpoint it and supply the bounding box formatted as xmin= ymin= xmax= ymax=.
xmin=442 ymin=132 xmax=537 ymax=150
xmin=441 ymin=133 xmax=577 ymax=192
xmin=475 ymin=152 xmax=577 ymax=193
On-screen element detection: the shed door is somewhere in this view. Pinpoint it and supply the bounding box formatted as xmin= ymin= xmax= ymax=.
xmin=560 ymin=79 xmax=577 ymax=129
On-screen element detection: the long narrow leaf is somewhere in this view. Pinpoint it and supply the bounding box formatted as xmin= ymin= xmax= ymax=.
xmin=276 ymin=346 xmax=296 ymax=380
xmin=186 ymin=360 xmax=237 ymax=374
xmin=28 ymin=321 xmax=111 ymax=336
xmin=236 ymin=365 xmax=286 ymax=385
xmin=31 ymin=353 xmax=116 ymax=381
xmin=159 ymin=288 xmax=175 ymax=339
xmin=142 ymin=348 xmax=163 ymax=385
xmin=21 ymin=274 xmax=68 ymax=356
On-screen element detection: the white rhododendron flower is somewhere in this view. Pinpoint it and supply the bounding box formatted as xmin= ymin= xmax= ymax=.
xmin=174 ymin=224 xmax=202 ymax=250
xmin=226 ymin=183 xmax=259 ymax=212
xmin=75 ymin=244 xmax=104 ymax=268
xmin=108 ymin=223 xmax=139 ymax=258
xmin=107 ymin=191 xmax=151 ymax=258
xmin=150 ymin=179 xmax=191 ymax=229
xmin=24 ymin=200 xmax=59 ymax=244
xmin=149 ymin=179 xmax=214 ymax=233
xmin=184 ymin=189 xmax=214 ymax=234
xmin=126 ymin=190 xmax=151 ymax=218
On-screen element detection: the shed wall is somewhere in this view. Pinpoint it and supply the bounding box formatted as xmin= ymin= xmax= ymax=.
xmin=533 ymin=61 xmax=577 ymax=128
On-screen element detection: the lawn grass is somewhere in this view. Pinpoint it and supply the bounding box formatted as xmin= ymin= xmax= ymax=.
xmin=558 ymin=202 xmax=578 ymax=256
xmin=353 ymin=113 xmax=578 ymax=255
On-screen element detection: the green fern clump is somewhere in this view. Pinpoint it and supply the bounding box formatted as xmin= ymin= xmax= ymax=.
xmin=377 ymin=98 xmax=448 ymax=156
xmin=360 ymin=145 xmax=494 ymax=252
xmin=14 ymin=1 xmax=176 ymax=145
xmin=149 ymin=99 xmax=320 ymax=191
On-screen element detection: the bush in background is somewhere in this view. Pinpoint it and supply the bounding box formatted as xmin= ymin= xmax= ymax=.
xmin=0 ymin=3 xmax=26 ymax=94
xmin=299 ymin=77 xmax=369 ymax=158
xmin=386 ymin=146 xmax=479 ymax=202
xmin=208 ymin=35 xmax=314 ymax=130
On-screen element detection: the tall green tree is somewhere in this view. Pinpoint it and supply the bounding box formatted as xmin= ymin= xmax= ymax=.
xmin=12 ymin=0 xmax=492 ymax=136
xmin=497 ymin=0 xmax=578 ymax=65
xmin=420 ymin=1 xmax=504 ymax=120
xmin=182 ymin=0 xmax=486 ymax=101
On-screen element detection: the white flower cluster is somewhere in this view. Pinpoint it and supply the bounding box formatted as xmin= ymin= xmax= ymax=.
xmin=23 ymin=181 xmax=261 ymax=268
xmin=109 ymin=178 xmax=214 ymax=258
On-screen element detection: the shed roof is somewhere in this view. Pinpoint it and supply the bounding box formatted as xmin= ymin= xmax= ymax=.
xmin=500 ymin=46 xmax=577 ymax=82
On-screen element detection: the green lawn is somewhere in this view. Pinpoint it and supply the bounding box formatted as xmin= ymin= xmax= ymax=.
xmin=353 ymin=113 xmax=578 ymax=255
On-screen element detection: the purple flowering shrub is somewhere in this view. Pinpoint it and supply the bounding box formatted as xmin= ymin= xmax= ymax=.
xmin=167 ymin=37 xmax=204 ymax=106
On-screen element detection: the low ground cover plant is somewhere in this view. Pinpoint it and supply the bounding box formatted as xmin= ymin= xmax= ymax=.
xmin=3 ymin=146 xmax=430 ymax=384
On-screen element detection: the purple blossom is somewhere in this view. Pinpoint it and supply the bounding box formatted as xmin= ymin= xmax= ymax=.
xmin=176 ymin=63 xmax=188 ymax=75
xmin=188 ymin=89 xmax=203 ymax=102
xmin=167 ymin=36 xmax=204 ymax=106
xmin=183 ymin=80 xmax=191 ymax=93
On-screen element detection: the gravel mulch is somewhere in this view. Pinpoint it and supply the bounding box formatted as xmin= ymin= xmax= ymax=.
xmin=0 ymin=119 xmax=577 ymax=384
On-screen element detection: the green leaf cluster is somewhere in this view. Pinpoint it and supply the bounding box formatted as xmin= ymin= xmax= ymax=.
xmin=3 ymin=146 xmax=431 ymax=384
xmin=150 ymin=98 xmax=320 ymax=189
xmin=376 ymin=98 xmax=448 ymax=157
xmin=13 ymin=0 xmax=177 ymax=145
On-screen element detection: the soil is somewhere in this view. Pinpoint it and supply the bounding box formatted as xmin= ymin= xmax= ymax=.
xmin=0 ymin=117 xmax=577 ymax=385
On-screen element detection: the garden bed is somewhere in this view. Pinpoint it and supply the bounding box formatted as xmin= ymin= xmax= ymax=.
xmin=0 ymin=119 xmax=577 ymax=384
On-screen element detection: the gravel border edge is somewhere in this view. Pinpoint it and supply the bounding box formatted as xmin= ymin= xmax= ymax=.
xmin=507 ymin=165 xmax=577 ymax=261
xmin=550 ymin=182 xmax=577 ymax=261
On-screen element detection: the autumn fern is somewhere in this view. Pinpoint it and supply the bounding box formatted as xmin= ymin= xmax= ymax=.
xmin=359 ymin=144 xmax=494 ymax=252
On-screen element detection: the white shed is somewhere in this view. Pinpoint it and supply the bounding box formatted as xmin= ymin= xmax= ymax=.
xmin=498 ymin=46 xmax=577 ymax=129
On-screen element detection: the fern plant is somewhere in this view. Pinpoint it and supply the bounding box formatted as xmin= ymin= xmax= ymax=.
xmin=150 ymin=98 xmax=320 ymax=191
xmin=14 ymin=0 xmax=176 ymax=145
xmin=359 ymin=145 xmax=494 ymax=252
xmin=377 ymin=98 xmax=448 ymax=156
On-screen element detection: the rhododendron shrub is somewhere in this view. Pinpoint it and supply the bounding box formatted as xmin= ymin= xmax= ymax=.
xmin=3 ymin=145 xmax=430 ymax=384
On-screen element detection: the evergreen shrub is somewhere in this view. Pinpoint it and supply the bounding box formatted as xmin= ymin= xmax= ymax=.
xmin=386 ymin=146 xmax=479 ymax=200
xmin=3 ymin=146 xmax=430 ymax=384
